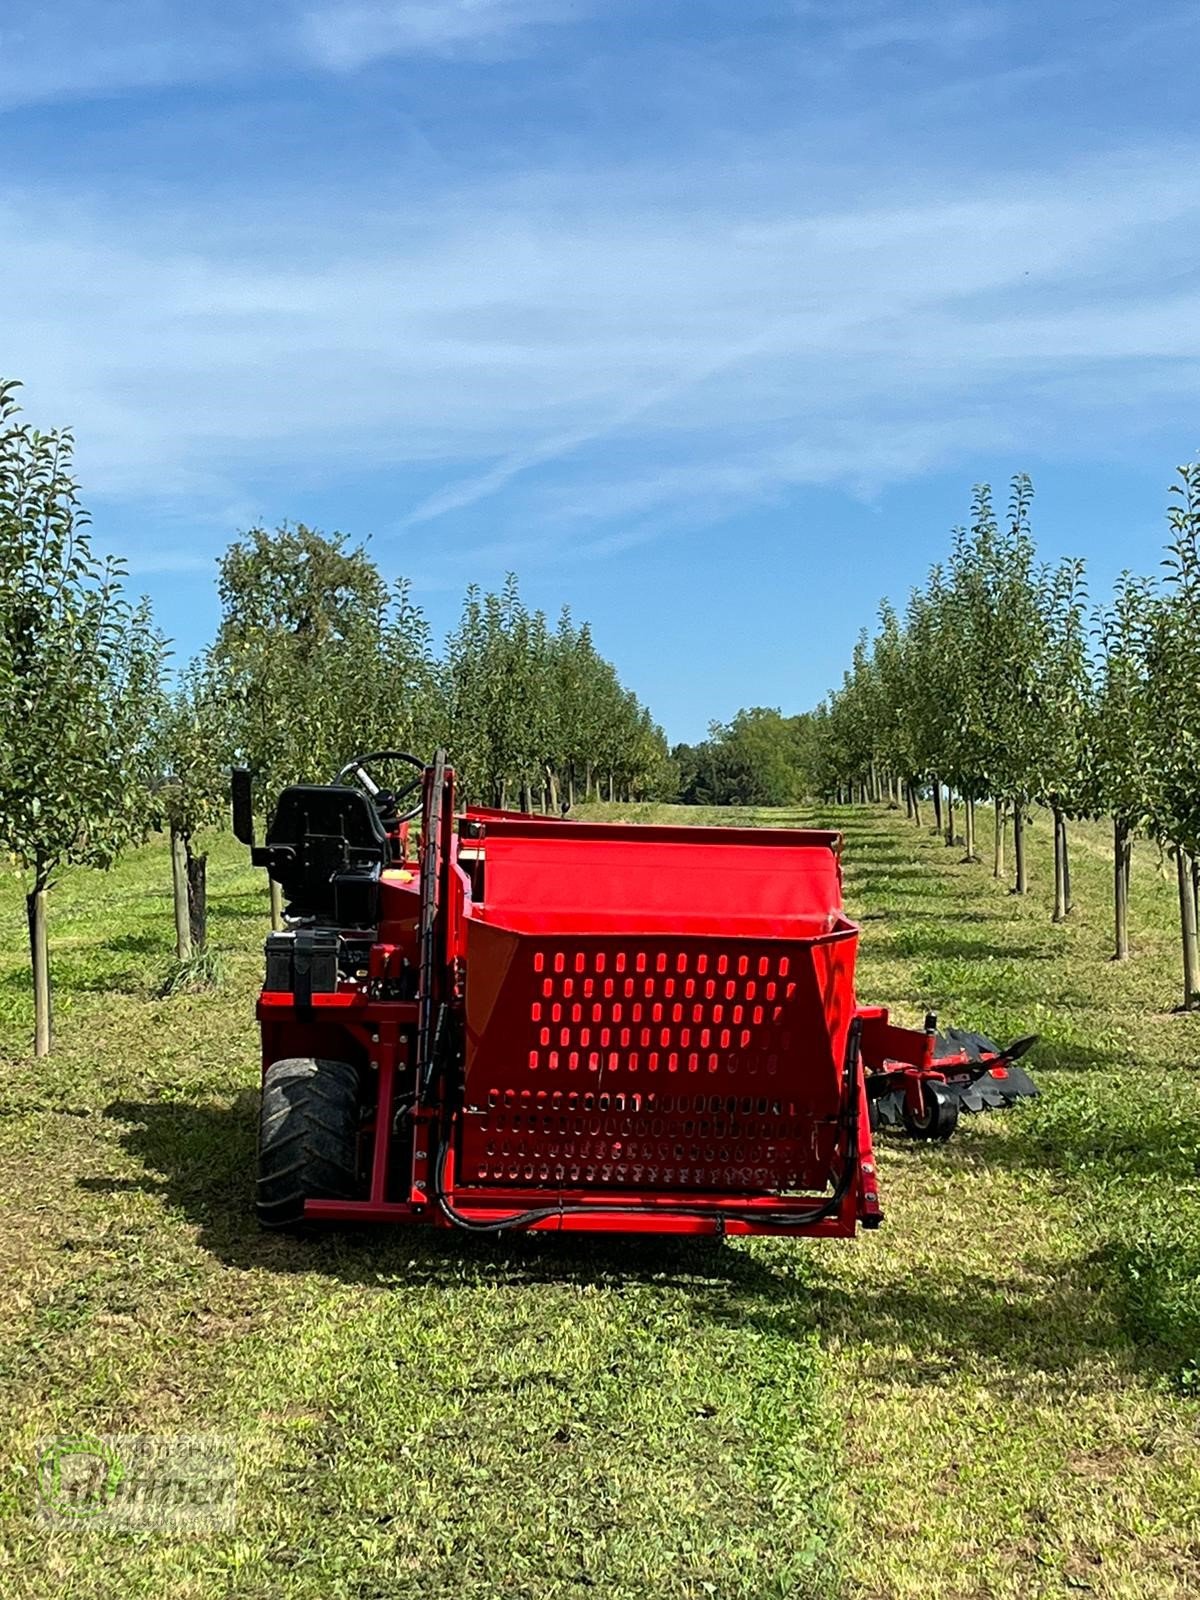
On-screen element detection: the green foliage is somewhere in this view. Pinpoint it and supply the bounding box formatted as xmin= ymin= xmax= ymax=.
xmin=810 ymin=477 xmax=1100 ymax=823
xmin=1035 ymin=554 xmax=1091 ymax=815
xmin=154 ymin=664 xmax=230 ymax=844
xmin=158 ymin=944 xmax=225 ymax=997
xmin=441 ymin=578 xmax=668 ymax=808
xmin=211 ymin=523 xmax=438 ymax=796
xmin=808 ymin=476 xmax=1095 ymax=826
xmin=207 ymin=538 xmax=663 ymax=813
xmin=0 ymin=380 xmax=164 ymax=892
xmin=1091 ymin=571 xmax=1158 ymax=830
xmin=1144 ymin=465 xmax=1200 ymax=854
xmin=676 ymin=707 xmax=809 ymax=806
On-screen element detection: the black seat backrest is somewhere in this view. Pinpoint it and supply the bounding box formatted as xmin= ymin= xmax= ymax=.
xmin=256 ymin=785 xmax=388 ymax=924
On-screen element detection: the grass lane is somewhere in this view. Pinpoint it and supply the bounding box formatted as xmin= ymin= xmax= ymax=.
xmin=0 ymin=835 xmax=838 ymax=1599
xmin=588 ymin=800 xmax=1200 ymax=1598
xmin=1 ymin=806 xmax=1197 ymax=1597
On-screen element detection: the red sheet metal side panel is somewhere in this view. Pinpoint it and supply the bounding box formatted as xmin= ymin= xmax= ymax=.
xmin=459 ymin=921 xmax=858 ymax=1195
xmin=472 ymin=824 xmax=844 ymax=939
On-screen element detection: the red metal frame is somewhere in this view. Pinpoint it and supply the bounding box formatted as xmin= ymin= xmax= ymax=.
xmin=255 ymin=764 xmax=898 ymax=1236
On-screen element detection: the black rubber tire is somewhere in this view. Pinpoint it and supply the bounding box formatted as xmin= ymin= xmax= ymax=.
xmin=256 ymin=1057 xmax=363 ymax=1229
xmin=901 ymin=1081 xmax=960 ymax=1142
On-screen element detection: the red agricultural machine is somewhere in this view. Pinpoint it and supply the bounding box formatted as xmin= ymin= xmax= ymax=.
xmin=232 ymin=753 xmax=1036 ymax=1237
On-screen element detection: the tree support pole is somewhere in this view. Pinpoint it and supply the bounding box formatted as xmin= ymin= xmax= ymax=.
xmin=1176 ymin=847 xmax=1200 ymax=1008
xmin=27 ymin=886 xmax=51 ymax=1058
xmin=171 ymin=827 xmax=193 ymax=961
xmin=187 ymin=847 xmax=208 ymax=952
xmin=1052 ymin=807 xmax=1066 ymax=922
xmin=993 ymin=799 xmax=1005 ymax=879
xmin=1013 ymin=805 xmax=1027 ymax=895
xmin=1113 ymin=817 xmax=1130 ymax=961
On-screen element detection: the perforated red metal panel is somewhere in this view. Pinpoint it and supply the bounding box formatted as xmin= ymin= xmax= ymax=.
xmin=459 ymin=923 xmax=858 ymax=1194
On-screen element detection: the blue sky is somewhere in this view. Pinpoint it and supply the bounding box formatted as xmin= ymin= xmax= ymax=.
xmin=2 ymin=1 xmax=1198 ymax=743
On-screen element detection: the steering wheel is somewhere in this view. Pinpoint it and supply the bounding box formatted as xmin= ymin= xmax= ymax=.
xmin=335 ymin=751 xmax=426 ymax=824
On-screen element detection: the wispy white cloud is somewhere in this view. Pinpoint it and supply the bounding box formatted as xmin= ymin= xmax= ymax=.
xmin=2 ymin=146 xmax=1198 ymax=568
xmin=299 ymin=0 xmax=583 ymax=69
xmin=0 ymin=4 xmax=266 ymax=107
xmin=0 ymin=0 xmax=582 ymax=108
xmin=837 ymin=3 xmax=1006 ymax=55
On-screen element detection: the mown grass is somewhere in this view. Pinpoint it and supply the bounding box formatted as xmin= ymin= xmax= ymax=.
xmin=0 ymin=806 xmax=1197 ymax=1597
xmin=582 ymin=799 xmax=1200 ymax=1598
xmin=0 ymin=835 xmax=837 ymax=1599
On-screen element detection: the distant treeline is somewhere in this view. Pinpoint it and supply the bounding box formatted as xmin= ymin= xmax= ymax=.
xmin=671 ymin=709 xmax=818 ymax=807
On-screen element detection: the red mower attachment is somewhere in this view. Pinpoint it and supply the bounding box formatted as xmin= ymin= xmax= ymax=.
xmin=232 ymin=753 xmax=1036 ymax=1238
xmin=863 ymin=1021 xmax=1039 ymax=1140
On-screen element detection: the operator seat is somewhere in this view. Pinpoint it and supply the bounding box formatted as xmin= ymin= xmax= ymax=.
xmin=255 ymin=785 xmax=389 ymax=925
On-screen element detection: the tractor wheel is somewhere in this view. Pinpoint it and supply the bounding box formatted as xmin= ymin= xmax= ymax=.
xmin=256 ymin=1057 xmax=363 ymax=1229
xmin=901 ymin=1081 xmax=960 ymax=1142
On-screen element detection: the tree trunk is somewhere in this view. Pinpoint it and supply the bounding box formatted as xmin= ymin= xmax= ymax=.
xmin=520 ymin=781 xmax=532 ymax=814
xmin=993 ymin=799 xmax=1005 ymax=879
xmin=546 ymin=766 xmax=560 ymax=815
xmin=1052 ymin=807 xmax=1066 ymax=922
xmin=171 ymin=826 xmax=192 ymax=961
xmin=186 ymin=845 xmax=207 ymax=952
xmin=269 ymin=878 xmax=284 ymax=931
xmin=911 ymin=782 xmax=922 ymax=828
xmin=26 ymin=883 xmax=51 ymax=1058
xmin=932 ymin=780 xmax=943 ymax=835
xmin=869 ymin=760 xmax=880 ymax=803
xmin=1013 ymin=805 xmax=1027 ymax=895
xmin=1113 ymin=817 xmax=1131 ymax=961
xmin=945 ymin=788 xmax=955 ymax=847
xmin=904 ymin=782 xmax=913 ymax=820
xmin=964 ymin=796 xmax=976 ymax=862
xmin=1176 ymin=846 xmax=1200 ymax=1008
xmin=1063 ymin=817 xmax=1073 ymax=915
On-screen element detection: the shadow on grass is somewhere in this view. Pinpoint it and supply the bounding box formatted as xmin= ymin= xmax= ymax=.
xmin=0 ymin=963 xmax=150 ymax=1001
xmin=104 ymin=930 xmax=163 ymax=956
xmin=847 ymin=863 xmax=944 ymax=883
xmin=208 ymin=891 xmax=271 ymax=925
xmin=90 ymin=1091 xmax=1186 ymax=1388
xmin=1029 ymin=1038 xmax=1143 ymax=1073
xmin=794 ymin=1250 xmax=1161 ymax=1392
xmin=91 ymin=1095 xmax=792 ymax=1300
xmin=887 ymin=933 xmax=1051 ymax=963
xmin=56 ymin=967 xmax=155 ymax=997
